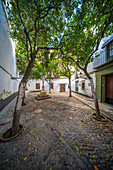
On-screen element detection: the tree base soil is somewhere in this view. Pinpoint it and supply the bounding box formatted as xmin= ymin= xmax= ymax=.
xmin=92 ymin=113 xmax=107 ymax=121
xmin=1 ymin=124 xmax=23 ymax=142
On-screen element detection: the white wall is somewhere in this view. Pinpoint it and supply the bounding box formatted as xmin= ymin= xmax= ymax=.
xmin=49 ymin=78 xmax=69 ymax=93
xmin=0 ymin=2 xmax=19 ymax=100
xmin=27 ymin=77 xmax=69 ymax=93
xmin=74 ymin=72 xmax=96 ymax=97
xmin=27 ymin=79 xmax=43 ymax=91
xmin=87 ymin=62 xmax=94 ymax=73
xmin=71 ymin=79 xmax=76 ymax=92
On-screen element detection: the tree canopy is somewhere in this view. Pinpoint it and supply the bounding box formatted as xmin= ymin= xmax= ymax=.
xmin=60 ymin=0 xmax=113 ymax=70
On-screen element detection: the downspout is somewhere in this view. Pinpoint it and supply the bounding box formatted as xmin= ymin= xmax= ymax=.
xmin=0 ymin=66 xmax=19 ymax=81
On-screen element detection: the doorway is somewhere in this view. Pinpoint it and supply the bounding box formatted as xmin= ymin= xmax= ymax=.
xmin=60 ymin=84 xmax=65 ymax=92
xmin=105 ymin=74 xmax=113 ymax=104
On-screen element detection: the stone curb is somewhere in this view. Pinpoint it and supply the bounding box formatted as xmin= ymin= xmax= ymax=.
xmin=72 ymin=92 xmax=113 ymax=121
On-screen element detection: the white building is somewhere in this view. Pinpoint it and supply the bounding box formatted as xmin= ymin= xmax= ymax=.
xmin=0 ymin=1 xmax=19 ymax=111
xmin=72 ymin=64 xmax=95 ymax=97
xmin=27 ymin=77 xmax=70 ymax=93
xmin=72 ymin=34 xmax=113 ymax=99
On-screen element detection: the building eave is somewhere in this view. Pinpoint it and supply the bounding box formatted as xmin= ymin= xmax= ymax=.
xmin=94 ymin=60 xmax=113 ymax=69
xmin=102 ymin=37 xmax=113 ymax=48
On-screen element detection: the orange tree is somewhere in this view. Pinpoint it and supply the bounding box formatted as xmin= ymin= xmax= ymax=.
xmin=59 ymin=57 xmax=75 ymax=97
xmin=2 ymin=0 xmax=77 ymax=136
xmin=60 ymin=0 xmax=113 ymax=119
xmin=42 ymin=51 xmax=60 ymax=94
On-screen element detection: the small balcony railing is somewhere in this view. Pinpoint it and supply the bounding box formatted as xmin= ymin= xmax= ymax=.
xmin=93 ymin=50 xmax=106 ymax=68
xmin=93 ymin=49 xmax=113 ymax=68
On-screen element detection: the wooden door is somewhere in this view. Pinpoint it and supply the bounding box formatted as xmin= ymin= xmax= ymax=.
xmin=50 ymin=83 xmax=53 ymax=89
xmin=36 ymin=83 xmax=40 ymax=89
xmin=105 ymin=74 xmax=113 ymax=104
xmin=60 ymin=84 xmax=65 ymax=92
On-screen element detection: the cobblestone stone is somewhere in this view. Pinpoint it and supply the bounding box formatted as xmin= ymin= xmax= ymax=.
xmin=0 ymin=92 xmax=113 ymax=169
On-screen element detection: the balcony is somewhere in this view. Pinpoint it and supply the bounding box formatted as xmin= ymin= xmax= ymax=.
xmin=93 ymin=51 xmax=113 ymax=69
xmin=93 ymin=50 xmax=106 ymax=68
xmin=93 ymin=37 xmax=113 ymax=69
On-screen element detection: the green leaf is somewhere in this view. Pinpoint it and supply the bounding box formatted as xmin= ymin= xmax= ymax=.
xmin=24 ymin=157 xmax=28 ymax=161
xmin=105 ymin=144 xmax=109 ymax=148
xmin=31 ymin=130 xmax=34 ymax=133
xmin=93 ymin=155 xmax=96 ymax=159
xmin=75 ymin=147 xmax=79 ymax=152
xmin=80 ymin=151 xmax=82 ymax=155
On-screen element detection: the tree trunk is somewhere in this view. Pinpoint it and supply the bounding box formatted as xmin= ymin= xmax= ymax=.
xmin=90 ymin=78 xmax=101 ymax=119
xmin=11 ymin=82 xmax=25 ymax=136
xmin=49 ymin=72 xmax=51 ymax=94
xmin=22 ymin=90 xmax=25 ymax=106
xmin=42 ymin=76 xmax=45 ymax=91
xmin=69 ymin=76 xmax=72 ymax=97
xmin=11 ymin=59 xmax=34 ymax=136
xmin=84 ymin=70 xmax=101 ymax=119
xmin=49 ymin=79 xmax=51 ymax=94
xmin=22 ymin=83 xmax=26 ymax=106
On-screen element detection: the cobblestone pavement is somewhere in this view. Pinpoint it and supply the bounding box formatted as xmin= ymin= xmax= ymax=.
xmin=72 ymin=92 xmax=113 ymax=121
xmin=0 ymin=92 xmax=113 ymax=170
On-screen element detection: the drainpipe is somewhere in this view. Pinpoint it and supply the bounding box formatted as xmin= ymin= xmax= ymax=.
xmin=0 ymin=66 xmax=20 ymax=80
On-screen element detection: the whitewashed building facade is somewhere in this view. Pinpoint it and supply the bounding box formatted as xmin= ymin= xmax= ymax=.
xmin=72 ymin=34 xmax=113 ymax=100
xmin=0 ymin=1 xmax=19 ymax=110
xmin=71 ymin=64 xmax=95 ymax=97
xmin=27 ymin=77 xmax=70 ymax=93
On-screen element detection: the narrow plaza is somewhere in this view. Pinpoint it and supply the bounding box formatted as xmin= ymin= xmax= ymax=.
xmin=0 ymin=93 xmax=113 ymax=170
xmin=0 ymin=1 xmax=113 ymax=170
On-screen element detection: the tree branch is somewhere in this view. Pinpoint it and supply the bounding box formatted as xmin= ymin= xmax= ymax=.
xmin=34 ymin=17 xmax=37 ymax=52
xmin=58 ymin=34 xmax=71 ymax=48
xmin=84 ymin=10 xmax=113 ymax=70
xmin=16 ymin=0 xmax=32 ymax=58
xmin=39 ymin=5 xmax=56 ymax=19
xmin=25 ymin=36 xmax=29 ymax=61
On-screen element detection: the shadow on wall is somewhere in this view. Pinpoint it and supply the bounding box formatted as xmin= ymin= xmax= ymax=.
xmin=0 ymin=92 xmax=18 ymax=111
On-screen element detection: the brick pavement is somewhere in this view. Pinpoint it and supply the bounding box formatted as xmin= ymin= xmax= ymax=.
xmin=0 ymin=92 xmax=113 ymax=170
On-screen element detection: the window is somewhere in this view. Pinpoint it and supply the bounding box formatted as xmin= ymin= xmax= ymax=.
xmin=50 ymin=83 xmax=54 ymax=89
xmin=75 ymin=72 xmax=78 ymax=78
xmin=75 ymin=81 xmax=79 ymax=91
xmin=81 ymin=80 xmax=85 ymax=90
xmin=36 ymin=83 xmax=40 ymax=89
xmin=107 ymin=41 xmax=113 ymax=62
